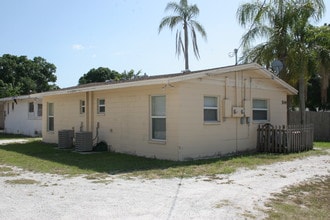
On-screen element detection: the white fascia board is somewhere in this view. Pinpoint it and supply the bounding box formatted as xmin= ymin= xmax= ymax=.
xmin=0 ymin=93 xmax=44 ymax=102
xmin=42 ymin=78 xmax=170 ymax=97
xmin=257 ymin=65 xmax=298 ymax=95
xmin=167 ymin=63 xmax=259 ymax=83
xmin=33 ymin=63 xmax=297 ymax=98
xmin=208 ymin=62 xmax=298 ymax=95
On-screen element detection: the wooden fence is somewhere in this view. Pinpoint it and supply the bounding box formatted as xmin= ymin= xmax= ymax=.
xmin=257 ymin=124 xmax=314 ymax=153
xmin=288 ymin=111 xmax=330 ymax=141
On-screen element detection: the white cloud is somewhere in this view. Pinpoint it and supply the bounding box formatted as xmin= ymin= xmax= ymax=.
xmin=72 ymin=44 xmax=85 ymax=50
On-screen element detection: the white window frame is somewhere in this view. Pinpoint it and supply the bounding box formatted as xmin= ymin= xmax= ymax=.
xmin=28 ymin=102 xmax=35 ymax=120
xmin=28 ymin=102 xmax=34 ymax=113
xmin=97 ymin=99 xmax=105 ymax=114
xmin=203 ymin=96 xmax=220 ymax=123
xmin=80 ymin=100 xmax=85 ymax=114
xmin=150 ymin=95 xmax=166 ymax=141
xmin=47 ymin=103 xmax=54 ymax=131
xmin=252 ymin=99 xmax=269 ymax=122
xmin=37 ymin=104 xmax=42 ymax=117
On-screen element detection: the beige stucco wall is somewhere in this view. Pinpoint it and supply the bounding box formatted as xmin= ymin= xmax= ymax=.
xmin=175 ymin=71 xmax=289 ymax=160
xmin=42 ymin=93 xmax=86 ymax=142
xmin=43 ymin=84 xmax=181 ymax=160
xmin=42 ymin=70 xmax=290 ymax=161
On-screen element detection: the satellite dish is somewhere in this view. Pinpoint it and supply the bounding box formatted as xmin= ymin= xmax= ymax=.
xmin=271 ymin=60 xmax=283 ymax=75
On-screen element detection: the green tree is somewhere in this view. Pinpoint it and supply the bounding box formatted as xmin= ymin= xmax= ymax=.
xmin=304 ymin=24 xmax=330 ymax=110
xmin=0 ymin=54 xmax=57 ymax=97
xmin=309 ymin=24 xmax=330 ymax=109
xmin=78 ymin=68 xmax=147 ymax=85
xmin=287 ymin=1 xmax=325 ymax=122
xmin=159 ymin=0 xmax=207 ymax=71
xmin=237 ymin=0 xmax=325 ymax=124
xmin=120 ymin=69 xmax=143 ymax=80
xmin=78 ymin=67 xmax=120 ymax=85
xmin=31 ymin=56 xmax=58 ymax=92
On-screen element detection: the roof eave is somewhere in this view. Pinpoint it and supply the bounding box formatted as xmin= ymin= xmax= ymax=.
xmin=258 ymin=66 xmax=298 ymax=95
xmin=41 ymin=77 xmax=170 ymax=97
xmin=0 ymin=93 xmax=44 ymax=102
xmin=2 ymin=63 xmax=297 ymax=99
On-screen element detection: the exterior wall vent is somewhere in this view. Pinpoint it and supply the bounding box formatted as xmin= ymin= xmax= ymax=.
xmin=75 ymin=131 xmax=93 ymax=151
xmin=58 ymin=130 xmax=74 ymax=149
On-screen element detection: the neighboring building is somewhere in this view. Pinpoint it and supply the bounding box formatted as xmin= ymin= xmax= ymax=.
xmin=0 ymin=94 xmax=43 ymax=136
xmin=42 ymin=63 xmax=297 ymax=160
xmin=0 ymin=102 xmax=4 ymax=129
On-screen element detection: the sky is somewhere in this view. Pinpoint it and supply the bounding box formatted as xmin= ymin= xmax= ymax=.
xmin=1 ymin=0 xmax=329 ymax=88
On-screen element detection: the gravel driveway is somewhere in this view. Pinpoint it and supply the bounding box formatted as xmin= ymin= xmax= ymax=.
xmin=0 ymin=149 xmax=329 ymax=220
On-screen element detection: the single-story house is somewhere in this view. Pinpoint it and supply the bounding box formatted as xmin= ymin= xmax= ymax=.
xmin=0 ymin=102 xmax=4 ymax=129
xmin=42 ymin=63 xmax=297 ymax=160
xmin=0 ymin=94 xmax=43 ymax=136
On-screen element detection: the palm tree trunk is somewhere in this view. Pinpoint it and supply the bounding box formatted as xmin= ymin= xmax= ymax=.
xmin=320 ymin=68 xmax=329 ymax=107
xmin=184 ymin=21 xmax=189 ymax=71
xmin=299 ymin=73 xmax=306 ymax=125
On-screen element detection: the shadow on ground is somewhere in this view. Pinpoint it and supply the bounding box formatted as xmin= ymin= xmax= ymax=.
xmin=0 ymin=140 xmax=231 ymax=176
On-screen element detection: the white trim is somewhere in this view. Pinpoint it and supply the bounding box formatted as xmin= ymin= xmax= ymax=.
xmin=97 ymin=98 xmax=106 ymax=114
xmin=47 ymin=102 xmax=54 ymax=131
xmin=252 ymin=99 xmax=269 ymax=122
xmin=80 ymin=100 xmax=85 ymax=114
xmin=203 ymin=96 xmax=221 ymax=123
xmin=150 ymin=95 xmax=166 ymax=141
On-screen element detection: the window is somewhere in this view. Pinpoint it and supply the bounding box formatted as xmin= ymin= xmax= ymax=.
xmin=252 ymin=99 xmax=269 ymax=121
xmin=204 ymin=96 xmax=219 ymax=122
xmin=47 ymin=103 xmax=54 ymax=131
xmin=37 ymin=104 xmax=42 ymax=117
xmin=7 ymin=103 xmax=9 ymax=115
xmin=29 ymin=102 xmax=34 ymax=113
xmin=151 ymin=95 xmax=166 ymax=140
xmin=80 ymin=100 xmax=85 ymax=114
xmin=97 ymin=99 xmax=105 ymax=114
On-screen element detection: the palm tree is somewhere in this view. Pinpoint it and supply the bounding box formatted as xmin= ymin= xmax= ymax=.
xmin=120 ymin=69 xmax=143 ymax=80
xmin=159 ymin=0 xmax=207 ymax=71
xmin=237 ymin=0 xmax=325 ymax=124
xmin=287 ymin=1 xmax=325 ymax=122
xmin=310 ymin=24 xmax=330 ymax=109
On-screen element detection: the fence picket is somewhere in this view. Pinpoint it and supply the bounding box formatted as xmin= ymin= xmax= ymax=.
xmin=257 ymin=124 xmax=313 ymax=153
xmin=289 ymin=112 xmax=330 ymax=141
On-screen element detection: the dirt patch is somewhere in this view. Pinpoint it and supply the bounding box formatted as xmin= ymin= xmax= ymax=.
xmin=0 ymin=154 xmax=329 ymax=219
xmin=0 ymin=139 xmax=29 ymax=145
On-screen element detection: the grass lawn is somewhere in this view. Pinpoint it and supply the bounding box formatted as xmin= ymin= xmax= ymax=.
xmin=265 ymin=176 xmax=330 ymax=220
xmin=0 ymin=136 xmax=328 ymax=178
xmin=261 ymin=142 xmax=330 ymax=219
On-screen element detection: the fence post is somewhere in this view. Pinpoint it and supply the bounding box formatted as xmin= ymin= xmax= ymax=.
xmin=282 ymin=125 xmax=286 ymax=153
xmin=257 ymin=125 xmax=261 ymax=152
xmin=287 ymin=125 xmax=291 ymax=153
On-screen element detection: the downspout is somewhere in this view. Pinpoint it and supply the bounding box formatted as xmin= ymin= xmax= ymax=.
xmin=235 ymin=71 xmax=238 ymax=153
xmin=87 ymin=91 xmax=94 ymax=132
xmin=85 ymin=92 xmax=90 ymax=131
xmin=243 ymin=79 xmax=246 ymax=101
xmin=225 ymin=77 xmax=228 ymax=99
xmin=224 ymin=77 xmax=228 ymax=122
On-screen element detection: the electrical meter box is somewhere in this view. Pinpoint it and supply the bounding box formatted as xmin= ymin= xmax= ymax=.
xmin=223 ymin=99 xmax=232 ymax=118
xmin=232 ymin=107 xmax=244 ymax=117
